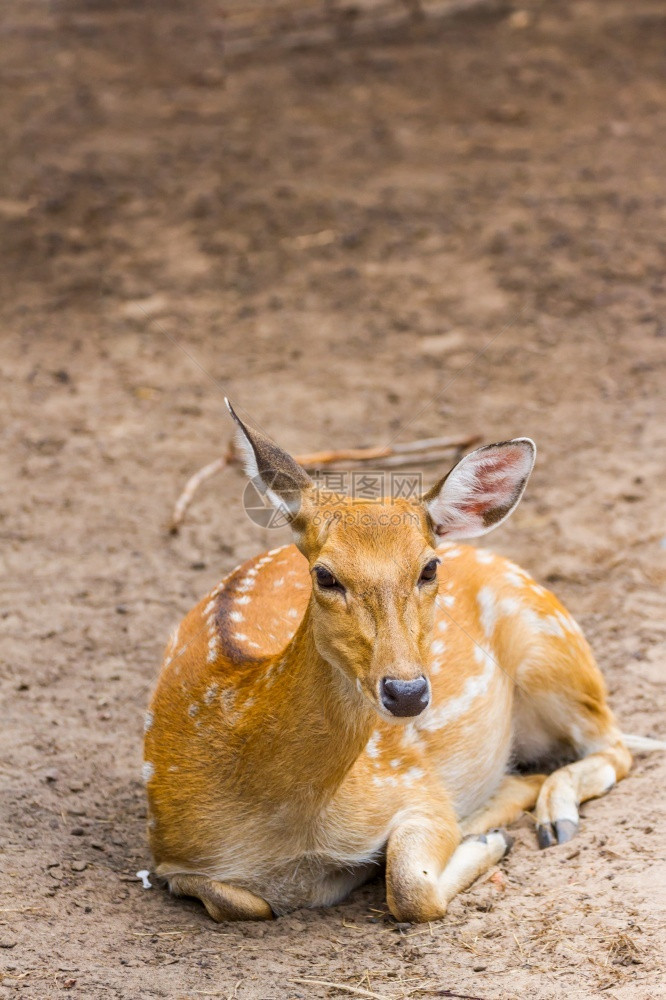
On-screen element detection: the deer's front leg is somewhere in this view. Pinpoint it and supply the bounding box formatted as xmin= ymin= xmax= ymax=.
xmin=386 ymin=813 xmax=512 ymax=923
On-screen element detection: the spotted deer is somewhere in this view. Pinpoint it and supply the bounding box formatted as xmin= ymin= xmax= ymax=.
xmin=143 ymin=402 xmax=664 ymax=923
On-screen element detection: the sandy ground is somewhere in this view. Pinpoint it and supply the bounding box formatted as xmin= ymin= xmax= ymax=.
xmin=1 ymin=0 xmax=666 ymax=997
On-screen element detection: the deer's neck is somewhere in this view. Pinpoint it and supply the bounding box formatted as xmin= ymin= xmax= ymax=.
xmin=249 ymin=606 xmax=375 ymax=810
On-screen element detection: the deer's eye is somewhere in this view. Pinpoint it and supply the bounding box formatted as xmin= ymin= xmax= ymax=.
xmin=418 ymin=558 xmax=440 ymax=585
xmin=314 ymin=565 xmax=344 ymax=592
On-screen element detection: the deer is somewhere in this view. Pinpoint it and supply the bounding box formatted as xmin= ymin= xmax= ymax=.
xmin=143 ymin=402 xmax=665 ymax=923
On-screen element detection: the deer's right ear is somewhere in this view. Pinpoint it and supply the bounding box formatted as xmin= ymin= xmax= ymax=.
xmin=226 ymin=400 xmax=313 ymax=524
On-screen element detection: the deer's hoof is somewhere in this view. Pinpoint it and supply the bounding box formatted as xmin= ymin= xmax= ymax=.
xmin=488 ymin=828 xmax=514 ymax=856
xmin=554 ymin=819 xmax=579 ymax=844
xmin=536 ymin=818 xmax=579 ymax=849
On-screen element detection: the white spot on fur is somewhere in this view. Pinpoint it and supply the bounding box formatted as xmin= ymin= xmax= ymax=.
xmin=188 ymin=703 xmax=199 ymax=717
xmin=475 ymin=549 xmax=495 ymax=564
xmin=542 ymin=615 xmax=566 ymax=637
xmin=441 ymin=594 xmax=455 ymax=607
xmin=204 ymin=684 xmax=219 ymax=705
xmin=236 ymin=595 xmax=251 ymax=605
xmin=504 ymin=570 xmax=527 ymax=588
xmin=389 ymin=758 xmax=401 ymax=769
xmin=373 ymin=773 xmax=398 ymax=788
xmin=437 ymin=619 xmax=449 ymax=633
xmin=431 ymin=638 xmax=446 ymax=655
xmin=268 ymin=545 xmax=287 ymax=556
xmin=287 ymin=607 xmax=300 ymax=619
xmin=498 ymin=596 xmax=520 ymax=616
xmin=402 ymin=766 xmax=425 ymax=785
xmin=229 ymin=610 xmax=244 ymax=623
xmin=234 ymin=632 xmax=249 ymax=641
xmin=478 ymin=587 xmax=498 ymax=638
xmin=554 ymin=608 xmax=580 ymax=634
xmin=144 ymin=710 xmax=153 ymax=733
xmin=204 ymin=599 xmax=216 ymax=615
xmin=366 ymin=731 xmax=381 ymax=758
xmin=418 ymin=653 xmax=495 ymax=732
xmin=440 ymin=547 xmax=463 ymax=559
xmin=521 ymin=608 xmax=565 ymax=637
xmin=401 ymin=723 xmax=425 ymax=751
xmin=273 ymin=577 xmax=285 ymax=588
xmin=141 ymin=761 xmax=155 ymax=783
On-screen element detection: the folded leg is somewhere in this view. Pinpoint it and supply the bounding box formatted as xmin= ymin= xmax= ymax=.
xmin=169 ymin=873 xmax=273 ymax=921
xmin=461 ymin=773 xmax=546 ymax=836
xmin=386 ymin=809 xmax=512 ymax=923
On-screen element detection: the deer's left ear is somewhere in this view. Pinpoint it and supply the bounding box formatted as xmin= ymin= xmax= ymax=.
xmin=423 ymin=438 xmax=536 ymax=540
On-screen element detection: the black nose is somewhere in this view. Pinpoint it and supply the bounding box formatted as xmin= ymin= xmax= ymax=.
xmin=380 ymin=676 xmax=430 ymax=718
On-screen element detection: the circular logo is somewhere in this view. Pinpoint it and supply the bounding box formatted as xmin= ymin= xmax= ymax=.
xmin=242 ymin=473 xmax=301 ymax=529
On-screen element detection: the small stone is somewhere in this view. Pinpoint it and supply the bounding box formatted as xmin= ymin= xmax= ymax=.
xmin=71 ymin=860 xmax=87 ymax=872
xmin=44 ymin=769 xmax=60 ymax=783
xmin=120 ymin=295 xmax=168 ymax=321
xmin=488 ymin=870 xmax=507 ymax=891
xmin=507 ymin=9 xmax=531 ymax=29
xmin=0 ymin=938 xmax=17 ymax=949
xmin=418 ymin=331 xmax=466 ymax=355
xmin=115 ymin=604 xmax=129 ymax=615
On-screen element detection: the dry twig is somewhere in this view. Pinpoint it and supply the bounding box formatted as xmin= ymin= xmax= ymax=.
xmin=169 ymin=432 xmax=480 ymax=533
xmin=289 ymin=977 xmax=390 ymax=1000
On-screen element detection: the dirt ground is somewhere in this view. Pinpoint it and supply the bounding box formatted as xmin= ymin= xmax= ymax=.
xmin=1 ymin=0 xmax=665 ymax=997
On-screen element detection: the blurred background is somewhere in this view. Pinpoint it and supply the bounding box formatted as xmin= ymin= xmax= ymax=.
xmin=2 ymin=0 xmax=665 ymax=996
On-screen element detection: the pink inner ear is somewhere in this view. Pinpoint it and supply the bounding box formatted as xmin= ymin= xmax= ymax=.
xmin=427 ymin=440 xmax=533 ymax=538
xmin=460 ymin=450 xmax=527 ymax=516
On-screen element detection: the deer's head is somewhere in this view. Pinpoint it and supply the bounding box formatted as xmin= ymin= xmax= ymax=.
xmin=228 ymin=402 xmax=535 ymax=722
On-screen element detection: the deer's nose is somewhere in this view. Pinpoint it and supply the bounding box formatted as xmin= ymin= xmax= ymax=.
xmin=380 ymin=675 xmax=430 ymax=718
